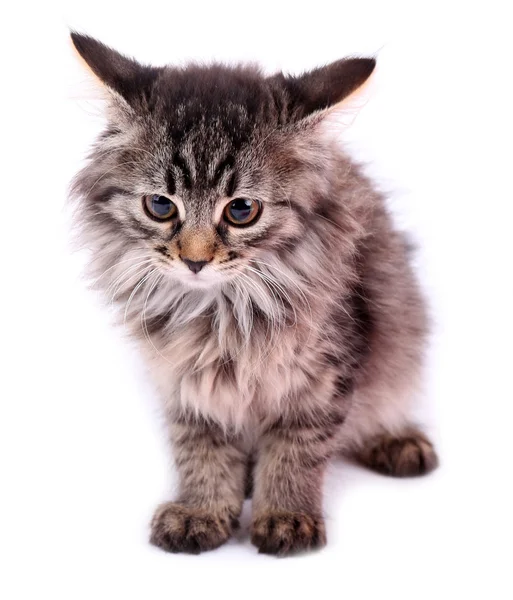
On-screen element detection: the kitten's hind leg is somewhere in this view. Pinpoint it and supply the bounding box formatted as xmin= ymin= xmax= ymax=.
xmin=353 ymin=426 xmax=438 ymax=477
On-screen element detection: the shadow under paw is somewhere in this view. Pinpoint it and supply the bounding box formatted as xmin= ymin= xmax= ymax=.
xmin=251 ymin=512 xmax=326 ymax=557
xmin=150 ymin=502 xmax=237 ymax=554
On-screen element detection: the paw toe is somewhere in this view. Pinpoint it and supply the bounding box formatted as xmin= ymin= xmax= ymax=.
xmin=251 ymin=512 xmax=326 ymax=556
xmin=150 ymin=503 xmax=233 ymax=554
xmin=360 ymin=430 xmax=439 ymax=477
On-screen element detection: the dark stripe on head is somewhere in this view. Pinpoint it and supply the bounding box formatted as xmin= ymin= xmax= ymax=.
xmin=226 ymin=171 xmax=238 ymax=197
xmin=218 ymin=250 xmax=239 ymax=264
xmin=88 ymin=207 xmax=122 ymax=232
xmin=126 ymin=216 xmax=156 ymax=239
xmin=173 ymin=152 xmax=192 ymax=189
xmin=155 ymin=245 xmax=172 ymax=258
xmin=212 ymin=155 xmax=235 ymax=188
xmin=90 ymin=186 xmax=128 ymax=203
xmin=166 ymin=168 xmax=176 ymax=195
xmin=244 ymin=223 xmax=282 ymax=247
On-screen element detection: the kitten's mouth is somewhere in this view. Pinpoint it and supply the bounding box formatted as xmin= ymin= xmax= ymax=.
xmin=175 ymin=268 xmax=223 ymax=289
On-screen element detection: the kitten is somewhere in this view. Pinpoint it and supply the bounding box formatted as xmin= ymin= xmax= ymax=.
xmin=70 ymin=33 xmax=438 ymax=556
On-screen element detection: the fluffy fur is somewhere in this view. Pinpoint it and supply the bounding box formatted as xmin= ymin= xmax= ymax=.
xmin=70 ymin=33 xmax=438 ymax=556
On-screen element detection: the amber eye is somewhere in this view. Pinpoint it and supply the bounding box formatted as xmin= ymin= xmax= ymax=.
xmin=223 ymin=198 xmax=261 ymax=227
xmin=143 ymin=195 xmax=178 ymax=221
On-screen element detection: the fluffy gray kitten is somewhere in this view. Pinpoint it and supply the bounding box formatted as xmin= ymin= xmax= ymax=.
xmin=70 ymin=33 xmax=438 ymax=556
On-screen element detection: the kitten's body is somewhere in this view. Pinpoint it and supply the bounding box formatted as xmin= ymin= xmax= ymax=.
xmin=71 ymin=34 xmax=438 ymax=556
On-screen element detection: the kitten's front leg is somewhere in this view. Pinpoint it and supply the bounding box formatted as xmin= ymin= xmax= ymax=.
xmin=251 ymin=408 xmax=343 ymax=556
xmin=150 ymin=415 xmax=246 ymax=554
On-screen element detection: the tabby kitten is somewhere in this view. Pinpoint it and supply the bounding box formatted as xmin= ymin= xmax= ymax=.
xmin=70 ymin=33 xmax=438 ymax=556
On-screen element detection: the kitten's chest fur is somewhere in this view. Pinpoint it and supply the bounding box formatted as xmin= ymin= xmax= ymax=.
xmin=141 ymin=301 xmax=321 ymax=430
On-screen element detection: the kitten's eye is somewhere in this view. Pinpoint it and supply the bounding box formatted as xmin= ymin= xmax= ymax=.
xmin=223 ymin=198 xmax=261 ymax=227
xmin=143 ymin=195 xmax=178 ymax=221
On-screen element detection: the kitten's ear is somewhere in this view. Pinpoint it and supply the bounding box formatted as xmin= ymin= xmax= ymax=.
xmin=70 ymin=32 xmax=160 ymax=105
xmin=275 ymin=57 xmax=376 ymax=118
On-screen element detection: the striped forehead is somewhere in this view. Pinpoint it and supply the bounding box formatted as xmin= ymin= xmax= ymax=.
xmin=166 ymin=145 xmax=238 ymax=201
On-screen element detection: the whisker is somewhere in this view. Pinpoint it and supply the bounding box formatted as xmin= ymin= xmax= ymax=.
xmin=90 ymin=253 xmax=152 ymax=288
xmin=106 ymin=260 xmax=153 ymax=303
xmin=250 ymin=257 xmax=317 ymax=350
xmin=238 ymin=270 xmax=286 ymax=370
xmin=245 ymin=277 xmax=279 ymax=366
xmin=107 ymin=259 xmax=156 ymax=304
xmin=140 ymin=272 xmax=177 ymax=366
xmin=89 ymin=145 xmax=161 ymax=162
xmin=123 ymin=269 xmax=156 ymax=325
xmin=245 ymin=265 xmax=296 ymax=325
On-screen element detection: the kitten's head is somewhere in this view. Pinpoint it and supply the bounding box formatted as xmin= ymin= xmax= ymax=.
xmin=71 ymin=33 xmax=374 ymax=294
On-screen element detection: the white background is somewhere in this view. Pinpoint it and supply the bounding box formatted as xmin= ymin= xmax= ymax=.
xmin=1 ymin=1 xmax=512 ymax=598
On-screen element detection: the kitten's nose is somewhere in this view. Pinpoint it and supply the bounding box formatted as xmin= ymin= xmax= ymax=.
xmin=181 ymin=258 xmax=208 ymax=274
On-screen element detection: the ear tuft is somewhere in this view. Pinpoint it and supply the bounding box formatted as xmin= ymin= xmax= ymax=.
xmin=70 ymin=32 xmax=160 ymax=105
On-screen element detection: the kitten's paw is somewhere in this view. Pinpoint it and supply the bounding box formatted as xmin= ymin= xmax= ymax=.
xmin=358 ymin=429 xmax=439 ymax=477
xmin=150 ymin=502 xmax=236 ymax=554
xmin=251 ymin=512 xmax=326 ymax=556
